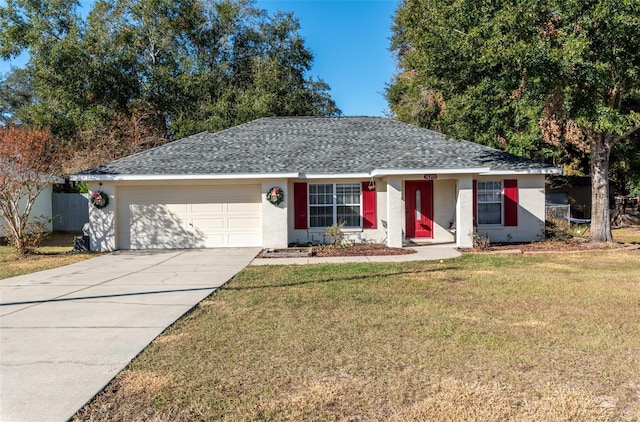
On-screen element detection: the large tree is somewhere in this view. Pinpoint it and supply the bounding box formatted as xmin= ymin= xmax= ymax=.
xmin=388 ymin=0 xmax=640 ymax=243
xmin=1 ymin=0 xmax=340 ymax=171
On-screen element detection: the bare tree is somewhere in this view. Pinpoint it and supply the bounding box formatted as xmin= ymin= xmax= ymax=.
xmin=0 ymin=126 xmax=67 ymax=255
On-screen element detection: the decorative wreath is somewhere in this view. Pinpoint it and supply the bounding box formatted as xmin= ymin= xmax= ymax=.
xmin=266 ymin=187 xmax=284 ymax=206
xmin=90 ymin=191 xmax=110 ymax=209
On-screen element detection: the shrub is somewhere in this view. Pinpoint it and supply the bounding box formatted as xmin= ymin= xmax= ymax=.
xmin=472 ymin=232 xmax=491 ymax=250
xmin=545 ymin=219 xmax=573 ymax=241
xmin=325 ymin=220 xmax=346 ymax=247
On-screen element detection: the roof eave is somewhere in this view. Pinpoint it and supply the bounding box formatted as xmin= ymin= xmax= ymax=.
xmin=371 ymin=168 xmax=491 ymax=177
xmin=70 ymin=167 xmax=562 ymax=182
xmin=70 ymin=172 xmax=300 ymax=182
xmin=299 ymin=173 xmax=372 ymax=179
xmin=480 ymin=168 xmax=562 ymax=175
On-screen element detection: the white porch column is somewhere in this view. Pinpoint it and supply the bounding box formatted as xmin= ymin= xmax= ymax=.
xmin=261 ymin=180 xmax=289 ymax=248
xmin=456 ymin=176 xmax=474 ymax=248
xmin=386 ymin=176 xmax=404 ymax=248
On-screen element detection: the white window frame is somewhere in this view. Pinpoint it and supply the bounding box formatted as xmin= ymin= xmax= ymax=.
xmin=477 ymin=180 xmax=503 ymax=225
xmin=308 ymin=183 xmax=361 ymax=228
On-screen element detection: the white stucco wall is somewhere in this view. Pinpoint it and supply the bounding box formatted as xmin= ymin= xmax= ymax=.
xmin=288 ymin=178 xmax=388 ymax=246
xmin=389 ymin=176 xmax=467 ymax=247
xmin=287 ymin=176 xmax=478 ymax=248
xmin=456 ymin=176 xmax=475 ymax=248
xmin=87 ymin=173 xmax=548 ymax=251
xmin=261 ymin=180 xmax=289 ymax=248
xmin=88 ymin=182 xmax=116 ymax=252
xmin=1 ymin=185 xmax=55 ymax=238
xmin=32 ymin=185 xmax=55 ymax=232
xmin=475 ymin=174 xmax=546 ymax=243
xmin=386 ymin=177 xmax=404 ymax=248
xmin=432 ymin=179 xmax=457 ymax=244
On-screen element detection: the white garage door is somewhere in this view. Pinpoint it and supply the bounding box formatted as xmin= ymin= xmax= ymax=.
xmin=117 ymin=185 xmax=262 ymax=249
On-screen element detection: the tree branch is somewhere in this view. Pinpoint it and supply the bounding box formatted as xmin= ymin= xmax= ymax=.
xmin=612 ymin=124 xmax=640 ymax=145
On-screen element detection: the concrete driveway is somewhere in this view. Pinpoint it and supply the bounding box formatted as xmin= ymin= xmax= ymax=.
xmin=0 ymin=248 xmax=259 ymax=422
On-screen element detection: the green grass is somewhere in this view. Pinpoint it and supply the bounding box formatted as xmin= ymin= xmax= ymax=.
xmin=0 ymin=232 xmax=95 ymax=280
xmin=75 ymin=250 xmax=640 ymax=421
xmin=613 ymin=226 xmax=640 ymax=244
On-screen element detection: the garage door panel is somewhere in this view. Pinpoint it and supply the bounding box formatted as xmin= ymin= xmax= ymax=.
xmin=118 ymin=185 xmax=262 ymax=249
xmin=228 ymin=217 xmax=260 ymax=229
xmin=130 ymin=234 xmax=190 ymax=249
xmin=124 ymin=203 xmax=193 ymax=249
xmin=128 ymin=204 xmax=190 ymax=232
xmin=192 ymin=203 xmax=225 ymax=212
xmin=228 ymin=203 xmax=259 ymax=212
xmin=192 ymin=217 xmax=225 ymax=229
xmin=197 ymin=233 xmax=224 ymax=247
xmin=166 ymin=203 xmax=190 ymax=213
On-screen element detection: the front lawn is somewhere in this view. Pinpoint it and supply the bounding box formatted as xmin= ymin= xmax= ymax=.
xmin=613 ymin=225 xmax=640 ymax=244
xmin=0 ymin=233 xmax=95 ymax=280
xmin=75 ymin=250 xmax=640 ymax=421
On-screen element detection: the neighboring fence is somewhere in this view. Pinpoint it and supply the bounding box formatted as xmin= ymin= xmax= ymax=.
xmin=612 ymin=196 xmax=640 ymax=227
xmin=52 ymin=193 xmax=89 ymax=232
xmin=614 ymin=196 xmax=640 ymax=213
xmin=546 ymin=204 xmax=571 ymax=228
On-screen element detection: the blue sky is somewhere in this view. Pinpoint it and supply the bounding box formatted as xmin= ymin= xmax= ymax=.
xmin=0 ymin=0 xmax=399 ymax=116
xmin=257 ymin=0 xmax=399 ymax=116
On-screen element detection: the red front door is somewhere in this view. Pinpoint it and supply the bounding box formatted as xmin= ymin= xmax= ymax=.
xmin=405 ymin=180 xmax=433 ymax=238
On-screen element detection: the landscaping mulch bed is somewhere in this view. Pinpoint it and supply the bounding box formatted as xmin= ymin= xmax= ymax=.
xmin=261 ymin=226 xmax=640 ymax=258
xmin=462 ymin=238 xmax=634 ymax=253
xmin=315 ymin=238 xmax=638 ymax=256
xmin=312 ymin=243 xmax=417 ymax=257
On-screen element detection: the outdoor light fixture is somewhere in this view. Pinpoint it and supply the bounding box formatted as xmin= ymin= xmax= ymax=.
xmin=368 ymin=178 xmax=376 ymax=190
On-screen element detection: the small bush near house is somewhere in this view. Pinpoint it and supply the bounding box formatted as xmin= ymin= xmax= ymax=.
xmin=472 ymin=231 xmax=491 ymax=249
xmin=545 ymin=218 xmax=573 ymax=241
xmin=324 ymin=220 xmax=346 ymax=247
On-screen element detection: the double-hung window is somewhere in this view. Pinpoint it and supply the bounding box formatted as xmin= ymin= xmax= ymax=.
xmin=309 ymin=183 xmax=361 ymax=228
xmin=477 ymin=181 xmax=502 ymax=225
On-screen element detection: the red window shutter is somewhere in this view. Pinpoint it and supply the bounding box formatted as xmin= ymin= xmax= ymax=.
xmin=504 ymin=179 xmax=518 ymax=227
xmin=294 ymin=183 xmax=308 ymax=229
xmin=361 ymin=182 xmax=377 ymax=229
xmin=472 ymin=180 xmax=478 ymax=226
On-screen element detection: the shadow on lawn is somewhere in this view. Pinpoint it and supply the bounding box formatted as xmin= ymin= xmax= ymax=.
xmin=0 ymin=286 xmax=219 ymax=307
xmin=223 ymin=266 xmax=460 ymax=290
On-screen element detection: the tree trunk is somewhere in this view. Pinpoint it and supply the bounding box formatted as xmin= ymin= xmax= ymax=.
xmin=589 ymin=132 xmax=614 ymax=243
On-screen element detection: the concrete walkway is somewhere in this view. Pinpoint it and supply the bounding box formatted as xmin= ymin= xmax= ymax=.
xmin=0 ymin=248 xmax=260 ymax=422
xmin=250 ymin=243 xmax=461 ymax=266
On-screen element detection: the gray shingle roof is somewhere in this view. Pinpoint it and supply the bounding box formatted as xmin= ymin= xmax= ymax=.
xmin=77 ymin=117 xmax=559 ymax=177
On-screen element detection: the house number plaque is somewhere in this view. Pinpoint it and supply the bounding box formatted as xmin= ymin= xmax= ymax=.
xmin=423 ymin=174 xmax=438 ymax=180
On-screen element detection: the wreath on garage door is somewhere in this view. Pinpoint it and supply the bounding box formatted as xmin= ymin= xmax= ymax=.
xmin=90 ymin=191 xmax=110 ymax=209
xmin=266 ymin=187 xmax=284 ymax=206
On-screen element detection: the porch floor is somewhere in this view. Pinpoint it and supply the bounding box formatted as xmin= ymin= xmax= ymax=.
xmin=405 ymin=239 xmax=456 ymax=246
